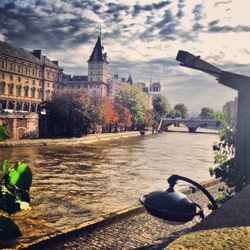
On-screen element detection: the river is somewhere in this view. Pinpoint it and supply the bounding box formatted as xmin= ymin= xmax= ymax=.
xmin=0 ymin=128 xmax=218 ymax=230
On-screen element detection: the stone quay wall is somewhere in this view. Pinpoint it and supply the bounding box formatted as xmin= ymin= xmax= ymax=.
xmin=0 ymin=113 xmax=39 ymax=139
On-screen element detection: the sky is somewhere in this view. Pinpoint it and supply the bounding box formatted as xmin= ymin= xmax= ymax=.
xmin=1 ymin=0 xmax=250 ymax=114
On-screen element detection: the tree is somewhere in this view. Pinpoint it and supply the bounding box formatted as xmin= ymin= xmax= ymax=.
xmin=152 ymin=95 xmax=171 ymax=118
xmin=41 ymin=90 xmax=102 ymax=136
xmin=174 ymin=103 xmax=188 ymax=119
xmin=200 ymin=107 xmax=214 ymax=119
xmin=100 ymin=96 xmax=119 ymax=126
xmin=212 ymin=110 xmax=227 ymax=127
xmin=115 ymin=85 xmax=150 ymax=129
xmin=113 ymin=102 xmax=132 ymax=128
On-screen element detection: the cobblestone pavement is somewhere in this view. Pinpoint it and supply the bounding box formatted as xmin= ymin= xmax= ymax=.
xmin=49 ymin=184 xmax=223 ymax=250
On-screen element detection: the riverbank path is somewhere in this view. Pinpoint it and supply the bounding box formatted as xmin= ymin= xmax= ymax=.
xmin=47 ymin=183 xmax=222 ymax=250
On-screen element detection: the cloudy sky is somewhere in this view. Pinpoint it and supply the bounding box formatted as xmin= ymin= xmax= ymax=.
xmin=1 ymin=0 xmax=250 ymax=114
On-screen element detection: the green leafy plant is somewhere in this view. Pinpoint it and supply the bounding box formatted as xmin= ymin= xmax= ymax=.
xmin=209 ymin=124 xmax=245 ymax=209
xmin=0 ymin=125 xmax=32 ymax=241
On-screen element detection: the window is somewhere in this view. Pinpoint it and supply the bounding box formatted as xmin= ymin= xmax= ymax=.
xmin=16 ymin=85 xmax=21 ymax=96
xmin=9 ymin=63 xmax=13 ymax=71
xmin=32 ymin=80 xmax=35 ymax=85
xmin=47 ymin=72 xmax=50 ymax=79
xmin=0 ymin=61 xmax=4 ymax=69
xmin=0 ymin=82 xmax=5 ymax=94
xmin=9 ymin=75 xmax=13 ymax=81
xmin=25 ymin=67 xmax=28 ymax=74
xmin=39 ymin=71 xmax=41 ymax=77
xmin=17 ymin=65 xmax=21 ymax=73
xmin=31 ymin=88 xmax=35 ymax=98
xmin=18 ymin=77 xmax=21 ymax=82
xmin=25 ymin=78 xmax=28 ymax=84
xmin=32 ymin=68 xmax=35 ymax=76
xmin=47 ymin=82 xmax=50 ymax=87
xmin=24 ymin=87 xmax=29 ymax=97
xmin=38 ymin=89 xmax=42 ymax=99
xmin=8 ymin=83 xmax=14 ymax=95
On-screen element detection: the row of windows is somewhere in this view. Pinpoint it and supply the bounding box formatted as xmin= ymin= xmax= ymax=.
xmin=68 ymin=84 xmax=101 ymax=89
xmin=0 ymin=83 xmax=43 ymax=99
xmin=88 ymin=63 xmax=108 ymax=70
xmin=46 ymin=71 xmax=59 ymax=81
xmin=0 ymin=60 xmax=42 ymax=77
xmin=0 ymin=60 xmax=61 ymax=82
xmin=0 ymin=73 xmax=42 ymax=86
xmin=0 ymin=101 xmax=38 ymax=112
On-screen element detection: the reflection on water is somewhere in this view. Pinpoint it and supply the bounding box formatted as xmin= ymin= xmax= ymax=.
xmin=0 ymin=131 xmax=218 ymax=230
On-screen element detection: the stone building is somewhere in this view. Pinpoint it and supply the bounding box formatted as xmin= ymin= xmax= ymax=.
xmin=223 ymin=97 xmax=238 ymax=123
xmin=0 ymin=41 xmax=63 ymax=138
xmin=63 ymin=36 xmax=109 ymax=96
xmin=0 ymin=113 xmax=39 ymax=139
xmin=63 ymin=35 xmax=130 ymax=98
xmin=0 ymin=41 xmax=63 ymax=113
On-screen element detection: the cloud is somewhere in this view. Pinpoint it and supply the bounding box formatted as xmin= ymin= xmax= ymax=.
xmin=214 ymin=0 xmax=232 ymax=7
xmin=192 ymin=4 xmax=206 ymax=21
xmin=208 ymin=24 xmax=250 ymax=33
xmin=176 ymin=0 xmax=185 ymax=18
xmin=1 ymin=0 xmax=249 ymax=113
xmin=132 ymin=1 xmax=171 ymax=16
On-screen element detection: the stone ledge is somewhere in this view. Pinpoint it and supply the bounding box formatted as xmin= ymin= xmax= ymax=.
xmin=0 ymin=131 xmax=142 ymax=148
xmin=167 ymin=185 xmax=250 ymax=249
xmin=20 ymin=179 xmax=220 ymax=249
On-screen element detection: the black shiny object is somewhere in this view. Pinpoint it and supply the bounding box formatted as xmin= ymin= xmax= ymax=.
xmin=140 ymin=190 xmax=202 ymax=223
xmin=140 ymin=174 xmax=217 ymax=223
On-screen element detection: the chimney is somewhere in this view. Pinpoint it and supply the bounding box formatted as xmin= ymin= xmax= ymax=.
xmin=52 ymin=60 xmax=59 ymax=66
xmin=114 ymin=74 xmax=119 ymax=79
xmin=32 ymin=50 xmax=42 ymax=59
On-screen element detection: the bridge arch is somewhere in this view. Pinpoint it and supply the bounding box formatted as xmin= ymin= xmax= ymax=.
xmin=158 ymin=119 xmax=217 ymax=133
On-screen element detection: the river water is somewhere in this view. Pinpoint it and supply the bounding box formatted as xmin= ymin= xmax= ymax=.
xmin=0 ymin=129 xmax=218 ymax=230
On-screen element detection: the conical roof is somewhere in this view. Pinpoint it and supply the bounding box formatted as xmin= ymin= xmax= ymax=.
xmin=87 ymin=36 xmax=108 ymax=62
xmin=127 ymin=75 xmax=133 ymax=84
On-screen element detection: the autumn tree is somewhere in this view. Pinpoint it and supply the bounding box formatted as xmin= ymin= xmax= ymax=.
xmin=100 ymin=96 xmax=119 ymax=132
xmin=113 ymin=102 xmax=132 ymax=129
xmin=115 ymin=85 xmax=150 ymax=129
xmin=41 ymin=90 xmax=102 ymax=136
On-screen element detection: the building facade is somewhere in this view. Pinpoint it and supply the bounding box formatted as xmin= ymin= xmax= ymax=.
xmin=223 ymin=97 xmax=238 ymax=123
xmin=63 ymin=36 xmax=109 ymax=96
xmin=0 ymin=41 xmax=63 ymax=113
xmin=63 ymin=36 xmax=132 ymax=98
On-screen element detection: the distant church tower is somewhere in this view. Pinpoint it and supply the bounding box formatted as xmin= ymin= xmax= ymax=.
xmin=87 ymin=35 xmax=109 ymax=96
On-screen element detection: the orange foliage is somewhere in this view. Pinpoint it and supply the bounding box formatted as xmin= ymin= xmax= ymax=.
xmin=114 ymin=102 xmax=132 ymax=127
xmin=101 ymin=96 xmax=119 ymax=125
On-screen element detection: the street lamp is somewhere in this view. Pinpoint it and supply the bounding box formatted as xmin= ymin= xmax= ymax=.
xmin=139 ymin=175 xmax=218 ymax=223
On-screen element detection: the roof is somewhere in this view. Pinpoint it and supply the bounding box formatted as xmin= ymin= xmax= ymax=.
xmin=66 ymin=75 xmax=88 ymax=84
xmin=71 ymin=75 xmax=88 ymax=81
xmin=127 ymin=75 xmax=133 ymax=84
xmin=87 ymin=36 xmax=108 ymax=63
xmin=0 ymin=41 xmax=61 ymax=70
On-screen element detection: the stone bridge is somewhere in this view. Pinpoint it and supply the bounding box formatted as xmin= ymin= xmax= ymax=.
xmin=158 ymin=118 xmax=218 ymax=133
